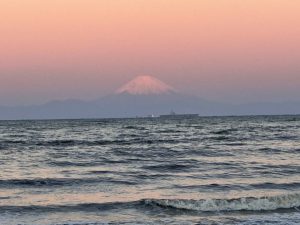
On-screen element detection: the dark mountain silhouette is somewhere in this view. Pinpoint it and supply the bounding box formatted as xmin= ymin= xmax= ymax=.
xmin=0 ymin=75 xmax=300 ymax=120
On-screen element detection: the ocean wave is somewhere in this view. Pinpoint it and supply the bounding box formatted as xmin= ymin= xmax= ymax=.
xmin=173 ymin=182 xmax=300 ymax=191
xmin=211 ymin=128 xmax=237 ymax=135
xmin=0 ymin=202 xmax=135 ymax=213
xmin=143 ymin=193 xmax=300 ymax=212
xmin=142 ymin=163 xmax=192 ymax=172
xmin=1 ymin=136 xmax=193 ymax=148
xmin=1 ymin=193 xmax=300 ymax=214
xmin=250 ymin=182 xmax=300 ymax=190
xmin=0 ymin=177 xmax=137 ymax=188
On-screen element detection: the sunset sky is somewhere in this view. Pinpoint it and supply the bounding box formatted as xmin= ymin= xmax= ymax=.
xmin=1 ymin=0 xmax=300 ymax=106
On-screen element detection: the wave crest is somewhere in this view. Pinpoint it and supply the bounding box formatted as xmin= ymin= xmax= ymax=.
xmin=144 ymin=193 xmax=300 ymax=212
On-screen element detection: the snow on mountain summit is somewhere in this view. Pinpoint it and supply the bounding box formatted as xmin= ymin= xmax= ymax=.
xmin=116 ymin=75 xmax=176 ymax=95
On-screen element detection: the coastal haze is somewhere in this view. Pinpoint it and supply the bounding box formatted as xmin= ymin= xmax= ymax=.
xmin=1 ymin=75 xmax=300 ymax=120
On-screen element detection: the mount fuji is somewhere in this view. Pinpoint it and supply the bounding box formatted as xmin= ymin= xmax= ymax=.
xmin=115 ymin=75 xmax=176 ymax=95
xmin=91 ymin=75 xmax=223 ymax=118
xmin=0 ymin=75 xmax=300 ymax=120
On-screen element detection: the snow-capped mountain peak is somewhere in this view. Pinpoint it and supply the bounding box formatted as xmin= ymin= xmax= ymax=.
xmin=116 ymin=75 xmax=176 ymax=95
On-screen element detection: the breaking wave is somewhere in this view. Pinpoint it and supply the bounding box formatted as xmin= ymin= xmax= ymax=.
xmin=144 ymin=193 xmax=300 ymax=212
xmin=1 ymin=193 xmax=300 ymax=214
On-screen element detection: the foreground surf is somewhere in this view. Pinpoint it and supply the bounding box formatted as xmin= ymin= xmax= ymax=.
xmin=144 ymin=193 xmax=300 ymax=212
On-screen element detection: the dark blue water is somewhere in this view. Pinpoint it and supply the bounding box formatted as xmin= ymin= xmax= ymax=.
xmin=0 ymin=116 xmax=300 ymax=224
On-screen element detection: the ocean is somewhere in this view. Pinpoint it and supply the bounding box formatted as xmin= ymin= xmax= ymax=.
xmin=0 ymin=115 xmax=299 ymax=225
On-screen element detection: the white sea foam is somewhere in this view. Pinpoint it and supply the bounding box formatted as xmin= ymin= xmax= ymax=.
xmin=144 ymin=193 xmax=300 ymax=212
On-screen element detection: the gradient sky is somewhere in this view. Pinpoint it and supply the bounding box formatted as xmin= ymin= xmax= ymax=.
xmin=1 ymin=0 xmax=300 ymax=106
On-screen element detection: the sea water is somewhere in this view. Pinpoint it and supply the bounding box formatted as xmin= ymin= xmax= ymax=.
xmin=0 ymin=115 xmax=300 ymax=224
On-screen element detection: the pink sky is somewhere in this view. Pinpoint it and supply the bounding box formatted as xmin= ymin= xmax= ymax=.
xmin=0 ymin=0 xmax=300 ymax=105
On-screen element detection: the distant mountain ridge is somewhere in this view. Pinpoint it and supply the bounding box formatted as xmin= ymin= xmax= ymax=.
xmin=0 ymin=75 xmax=300 ymax=120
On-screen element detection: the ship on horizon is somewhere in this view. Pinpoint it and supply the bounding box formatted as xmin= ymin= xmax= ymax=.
xmin=159 ymin=110 xmax=199 ymax=119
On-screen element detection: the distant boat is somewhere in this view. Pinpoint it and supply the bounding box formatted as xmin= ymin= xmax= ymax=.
xmin=159 ymin=110 xmax=199 ymax=118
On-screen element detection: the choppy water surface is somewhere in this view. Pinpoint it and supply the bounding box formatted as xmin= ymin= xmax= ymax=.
xmin=0 ymin=115 xmax=300 ymax=225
